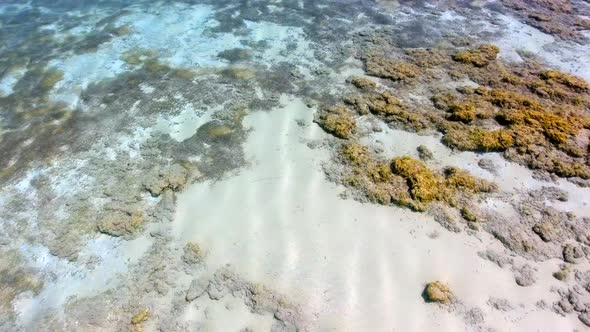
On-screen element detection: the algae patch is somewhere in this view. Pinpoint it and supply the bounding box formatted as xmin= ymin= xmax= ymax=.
xmin=315 ymin=105 xmax=357 ymax=139
xmin=337 ymin=143 xmax=495 ymax=212
xmin=452 ymin=44 xmax=499 ymax=67
xmin=423 ymin=281 xmax=453 ymax=304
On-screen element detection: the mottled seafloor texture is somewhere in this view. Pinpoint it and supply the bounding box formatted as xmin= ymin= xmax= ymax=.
xmin=1 ymin=0 xmax=590 ymax=331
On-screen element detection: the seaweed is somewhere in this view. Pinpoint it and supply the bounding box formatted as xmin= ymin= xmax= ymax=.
xmin=442 ymin=127 xmax=514 ymax=152
xmin=131 ymin=309 xmax=150 ymax=325
xmin=391 ymin=156 xmax=442 ymax=202
xmin=315 ymin=105 xmax=357 ymax=139
xmin=423 ymin=281 xmax=453 ymax=304
xmin=453 ymin=44 xmax=500 ymax=67
xmin=366 ymin=56 xmax=421 ymax=82
xmin=447 ymin=103 xmax=476 ymax=123
xmin=350 ymin=76 xmax=377 ymax=90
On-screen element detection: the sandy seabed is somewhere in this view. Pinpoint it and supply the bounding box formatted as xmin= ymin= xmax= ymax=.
xmin=1 ymin=0 xmax=590 ymax=331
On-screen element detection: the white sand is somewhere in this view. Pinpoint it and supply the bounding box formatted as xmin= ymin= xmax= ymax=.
xmin=173 ymin=95 xmax=587 ymax=331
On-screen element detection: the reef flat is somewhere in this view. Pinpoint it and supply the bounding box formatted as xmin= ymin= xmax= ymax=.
xmin=1 ymin=0 xmax=590 ymax=331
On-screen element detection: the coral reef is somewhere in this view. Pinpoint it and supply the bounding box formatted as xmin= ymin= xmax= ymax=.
xmin=390 ymin=157 xmax=496 ymax=206
xmin=1 ymin=2 xmax=590 ymax=330
xmin=540 ymin=70 xmax=589 ymax=93
xmin=217 ymin=48 xmax=252 ymax=63
xmin=443 ymin=127 xmax=515 ymax=151
xmin=513 ymin=263 xmax=537 ymax=286
xmin=202 ymin=266 xmax=305 ymax=330
xmin=554 ymin=284 xmax=590 ymax=327
xmin=391 ymin=156 xmax=441 ymax=203
xmin=38 ymin=68 xmax=64 ymax=93
xmin=447 ymin=103 xmax=476 ymax=123
xmin=221 ymin=66 xmax=256 ymax=80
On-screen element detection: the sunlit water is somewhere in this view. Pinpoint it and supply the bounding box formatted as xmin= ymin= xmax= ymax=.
xmin=1 ymin=0 xmax=590 ymax=331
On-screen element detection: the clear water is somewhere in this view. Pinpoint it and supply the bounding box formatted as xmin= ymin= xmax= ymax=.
xmin=1 ymin=0 xmax=590 ymax=331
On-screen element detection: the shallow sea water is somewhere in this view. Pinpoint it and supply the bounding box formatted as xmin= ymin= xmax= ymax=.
xmin=1 ymin=0 xmax=590 ymax=331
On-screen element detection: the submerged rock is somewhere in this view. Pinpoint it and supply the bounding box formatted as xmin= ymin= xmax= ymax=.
xmin=143 ymin=164 xmax=188 ymax=197
xmin=513 ymin=264 xmax=537 ymax=287
xmin=417 ymin=145 xmax=433 ymax=161
xmin=477 ymin=158 xmax=497 ymax=175
xmin=563 ymin=243 xmax=585 ymax=263
xmin=185 ymin=276 xmax=209 ymax=302
xmin=579 ymin=312 xmax=590 ymax=327
xmin=553 ymin=265 xmax=571 ymax=281
xmin=97 ymin=209 xmax=144 ymax=238
xmin=182 ymin=242 xmax=206 ymax=266
xmin=532 ymin=221 xmax=557 ymax=242
xmin=423 ymin=281 xmax=453 ymax=304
